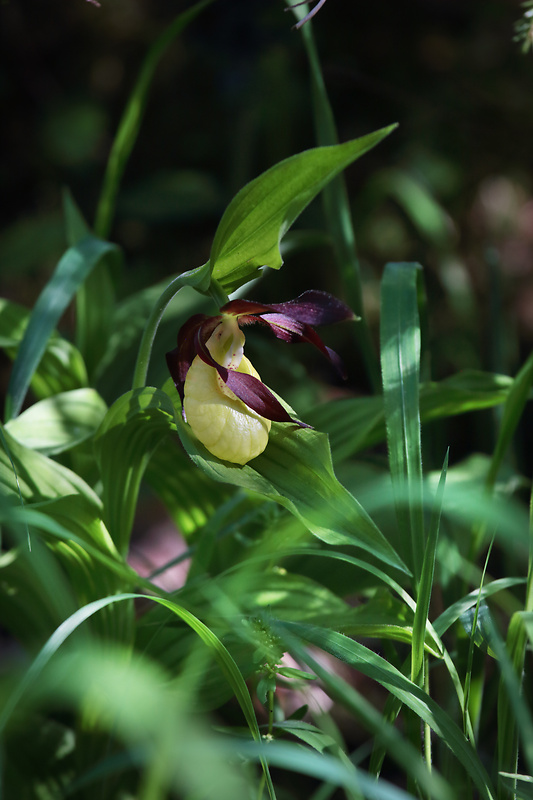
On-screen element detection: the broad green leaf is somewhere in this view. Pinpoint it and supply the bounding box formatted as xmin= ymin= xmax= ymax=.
xmin=380 ymin=263 xmax=425 ymax=585
xmin=5 ymin=389 xmax=107 ymax=455
xmin=0 ymin=426 xmax=101 ymax=509
xmin=0 ymin=298 xmax=88 ymax=398
xmin=210 ymin=125 xmax=397 ymax=293
xmin=277 ymin=620 xmax=495 ymax=800
xmin=166 ymin=380 xmax=407 ymax=574
xmin=93 ymin=387 xmax=176 ymax=554
xmin=5 ymin=236 xmax=120 ymax=420
xmin=144 ymin=436 xmax=231 ymax=536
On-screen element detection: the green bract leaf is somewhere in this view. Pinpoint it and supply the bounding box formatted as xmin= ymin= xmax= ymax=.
xmin=5 ymin=236 xmax=121 ymax=420
xmin=210 ymin=125 xmax=397 ymax=293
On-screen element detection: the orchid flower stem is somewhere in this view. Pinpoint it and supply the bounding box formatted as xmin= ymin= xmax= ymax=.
xmin=208 ymin=278 xmax=230 ymax=309
xmin=132 ymin=275 xmax=191 ymax=390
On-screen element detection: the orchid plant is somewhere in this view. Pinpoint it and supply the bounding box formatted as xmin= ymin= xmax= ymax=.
xmin=166 ymin=291 xmax=354 ymax=464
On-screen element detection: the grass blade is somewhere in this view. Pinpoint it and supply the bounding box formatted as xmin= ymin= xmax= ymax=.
xmin=94 ymin=0 xmax=214 ymax=239
xmin=380 ymin=262 xmax=425 ymax=586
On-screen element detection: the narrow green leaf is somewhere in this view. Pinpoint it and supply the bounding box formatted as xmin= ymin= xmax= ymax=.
xmin=380 ymin=262 xmax=424 ymax=584
xmin=5 ymin=237 xmax=120 ymax=421
xmin=5 ymin=388 xmax=107 ymax=455
xmin=94 ymin=0 xmax=214 ymax=239
xmin=0 ymin=297 xmax=88 ymax=398
xmin=210 ymin=125 xmax=397 ymax=293
xmin=167 ymin=381 xmax=407 ymax=574
xmin=0 ymin=591 xmax=275 ymax=799
xmin=308 ymin=370 xmax=513 ymax=464
xmin=63 ymin=190 xmax=117 ymax=381
xmin=278 ymin=620 xmax=495 ymax=800
xmin=487 ymin=349 xmax=533 ymax=488
xmin=411 ymin=450 xmax=448 ymax=683
xmin=295 ymin=9 xmax=381 ymax=389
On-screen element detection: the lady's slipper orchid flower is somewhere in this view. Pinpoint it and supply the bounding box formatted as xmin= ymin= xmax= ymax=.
xmin=166 ymin=290 xmax=354 ymax=465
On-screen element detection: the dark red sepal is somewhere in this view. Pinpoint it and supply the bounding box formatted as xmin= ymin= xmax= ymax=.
xmin=268 ymin=290 xmax=355 ymax=326
xmin=224 ymin=370 xmax=311 ymax=427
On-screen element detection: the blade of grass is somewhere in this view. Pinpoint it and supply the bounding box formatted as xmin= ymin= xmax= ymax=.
xmin=292 ymin=3 xmax=384 ymax=390
xmin=277 ymin=620 xmax=495 ymax=800
xmin=380 ymin=263 xmax=425 ymax=588
xmin=497 ymin=483 xmax=533 ymax=798
xmin=64 ymin=189 xmax=116 ymax=382
xmin=0 ymin=592 xmax=276 ymax=799
xmin=94 ymin=0 xmax=214 ymax=239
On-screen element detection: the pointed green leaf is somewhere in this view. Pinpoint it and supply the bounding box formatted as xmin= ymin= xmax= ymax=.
xmin=210 ymin=125 xmax=397 ymax=293
xmin=380 ymin=262 xmax=424 ymax=584
xmin=0 ymin=297 xmax=88 ymax=398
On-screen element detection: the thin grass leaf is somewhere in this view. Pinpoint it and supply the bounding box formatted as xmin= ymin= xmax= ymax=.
xmin=307 ymin=370 xmax=513 ymax=464
xmin=484 ymin=611 xmax=533 ymax=779
xmin=4 ymin=237 xmax=120 ymax=421
xmin=63 ymin=190 xmax=116 ymax=381
xmin=93 ymin=0 xmax=214 ymax=239
xmin=233 ymin=738 xmax=421 ymax=800
xmin=0 ymin=592 xmax=276 ymax=799
xmin=277 ymin=620 xmax=495 ymax=800
xmin=411 ymin=450 xmax=448 ymax=682
xmin=293 ymin=6 xmax=380 ymax=389
xmin=380 ymin=262 xmax=425 ymax=585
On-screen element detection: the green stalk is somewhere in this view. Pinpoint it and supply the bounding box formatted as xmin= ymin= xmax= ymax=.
xmin=297 ymin=15 xmax=381 ymax=391
xmin=131 ymin=263 xmax=211 ymax=390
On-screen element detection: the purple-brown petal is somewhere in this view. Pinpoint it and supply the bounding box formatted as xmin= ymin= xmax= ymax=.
xmin=268 ymin=290 xmax=354 ymax=326
xmin=224 ymin=370 xmax=311 ymax=428
xmin=260 ymin=314 xmax=347 ymax=378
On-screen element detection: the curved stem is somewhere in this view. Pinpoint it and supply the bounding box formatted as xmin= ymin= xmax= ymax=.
xmin=132 ymin=263 xmax=211 ymax=390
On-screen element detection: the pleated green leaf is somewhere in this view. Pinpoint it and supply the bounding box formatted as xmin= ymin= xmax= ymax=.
xmin=210 ymin=125 xmax=397 ymax=293
xmin=94 ymin=387 xmax=176 ymax=554
xmin=5 ymin=236 xmax=120 ymax=420
xmin=0 ymin=426 xmax=101 ymax=508
xmin=168 ymin=382 xmax=407 ymax=574
xmin=5 ymin=388 xmax=107 ymax=455
xmin=380 ymin=262 xmax=425 ymax=584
